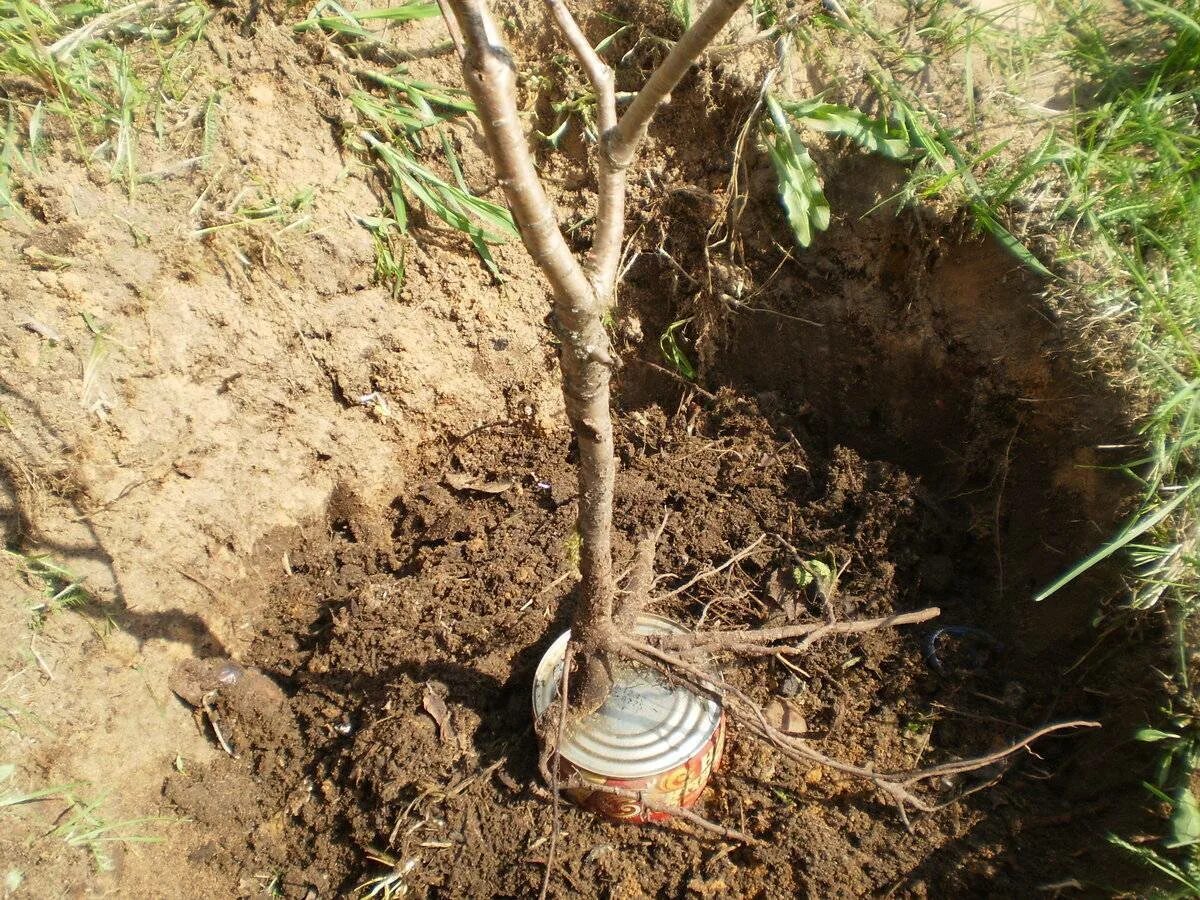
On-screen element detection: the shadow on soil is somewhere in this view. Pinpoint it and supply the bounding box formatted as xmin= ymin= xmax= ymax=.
xmin=1 ymin=376 xmax=228 ymax=657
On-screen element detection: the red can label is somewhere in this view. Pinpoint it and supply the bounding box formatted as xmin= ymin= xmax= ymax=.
xmin=556 ymin=714 xmax=726 ymax=822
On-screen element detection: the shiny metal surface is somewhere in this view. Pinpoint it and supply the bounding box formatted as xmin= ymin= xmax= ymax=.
xmin=532 ymin=614 xmax=723 ymax=779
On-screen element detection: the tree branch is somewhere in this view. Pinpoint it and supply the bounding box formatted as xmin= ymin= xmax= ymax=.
xmin=610 ymin=0 xmax=746 ymax=169
xmin=541 ymin=0 xmax=624 ymax=300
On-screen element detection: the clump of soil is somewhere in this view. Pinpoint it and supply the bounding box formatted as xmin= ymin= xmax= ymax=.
xmin=165 ymin=392 xmax=1148 ymax=897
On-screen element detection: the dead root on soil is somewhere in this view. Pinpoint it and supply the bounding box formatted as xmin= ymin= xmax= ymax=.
xmin=536 ymin=523 xmax=1100 ymax=853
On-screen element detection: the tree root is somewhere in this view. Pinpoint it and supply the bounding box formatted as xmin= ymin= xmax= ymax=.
xmin=617 ymin=634 xmax=1098 ymax=830
xmin=643 ymin=607 xmax=943 ymax=657
xmin=614 ymin=511 xmax=670 ymax=630
xmin=538 ymin=524 xmax=1101 ymax=839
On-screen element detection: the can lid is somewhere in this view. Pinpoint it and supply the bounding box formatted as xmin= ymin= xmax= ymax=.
xmin=532 ymin=614 xmax=722 ymax=780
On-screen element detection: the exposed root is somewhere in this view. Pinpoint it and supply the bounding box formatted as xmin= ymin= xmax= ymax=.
xmin=618 ymin=635 xmax=1099 ymax=828
xmin=201 ymin=691 xmax=236 ymax=757
xmin=533 ymin=522 xmax=1100 ymax=894
xmin=643 ymin=607 xmax=943 ymax=658
xmin=614 ymin=511 xmax=670 ymax=629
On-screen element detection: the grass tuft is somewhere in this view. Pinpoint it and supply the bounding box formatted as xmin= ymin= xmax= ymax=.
xmin=1 ymin=766 xmax=169 ymax=874
xmin=5 ymin=550 xmax=91 ymax=628
xmin=0 ymin=0 xmax=209 ymax=205
xmin=341 ymin=58 xmax=516 ymax=288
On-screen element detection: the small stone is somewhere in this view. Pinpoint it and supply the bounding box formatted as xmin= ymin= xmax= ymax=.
xmin=765 ymin=699 xmax=806 ymax=735
xmin=779 ymin=675 xmax=802 ymax=698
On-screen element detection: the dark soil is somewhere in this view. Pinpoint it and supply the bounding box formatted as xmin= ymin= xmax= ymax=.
xmin=165 ymin=387 xmax=1164 ymax=898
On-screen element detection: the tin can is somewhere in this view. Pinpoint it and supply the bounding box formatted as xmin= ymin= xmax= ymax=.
xmin=532 ymin=614 xmax=725 ymax=823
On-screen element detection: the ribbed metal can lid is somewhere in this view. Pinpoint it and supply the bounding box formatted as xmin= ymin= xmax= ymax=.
xmin=532 ymin=614 xmax=723 ymax=780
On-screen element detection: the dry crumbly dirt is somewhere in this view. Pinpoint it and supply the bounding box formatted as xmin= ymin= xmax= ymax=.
xmin=0 ymin=0 xmax=1171 ymax=897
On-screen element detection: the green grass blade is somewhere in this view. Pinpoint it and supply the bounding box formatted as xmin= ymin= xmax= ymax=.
xmin=1109 ymin=835 xmax=1200 ymax=891
xmin=659 ymin=319 xmax=697 ymax=379
xmin=1131 ymin=0 xmax=1200 ymax=38
xmin=353 ymin=3 xmax=438 ymax=22
xmin=779 ymin=97 xmax=912 ymax=159
xmin=1034 ymin=481 xmax=1200 ymax=602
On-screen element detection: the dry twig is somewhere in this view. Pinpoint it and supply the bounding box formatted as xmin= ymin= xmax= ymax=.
xmin=657 ymin=534 xmax=767 ymax=600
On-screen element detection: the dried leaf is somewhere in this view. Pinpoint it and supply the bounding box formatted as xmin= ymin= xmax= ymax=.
xmin=422 ymin=684 xmax=454 ymax=743
xmin=766 ymin=569 xmax=785 ymax=603
xmin=444 ymin=471 xmax=513 ymax=494
xmin=766 ymin=569 xmax=797 ymax=620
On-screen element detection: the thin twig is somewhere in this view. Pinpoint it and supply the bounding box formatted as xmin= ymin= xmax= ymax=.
xmin=614 ymin=511 xmax=672 ymax=626
xmin=657 ymin=534 xmax=766 ymax=599
xmin=538 ymin=641 xmax=574 ymax=900
xmin=202 ymin=693 xmax=236 ymax=757
xmin=628 ymin=356 xmax=718 ymax=401
xmin=435 ymin=0 xmax=466 ymax=58
xmin=29 ymin=637 xmax=54 ymax=681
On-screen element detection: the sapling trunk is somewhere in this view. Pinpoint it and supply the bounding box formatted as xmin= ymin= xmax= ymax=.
xmin=441 ymin=0 xmax=747 ymax=710
xmin=438 ymin=0 xmax=1101 ymax=848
